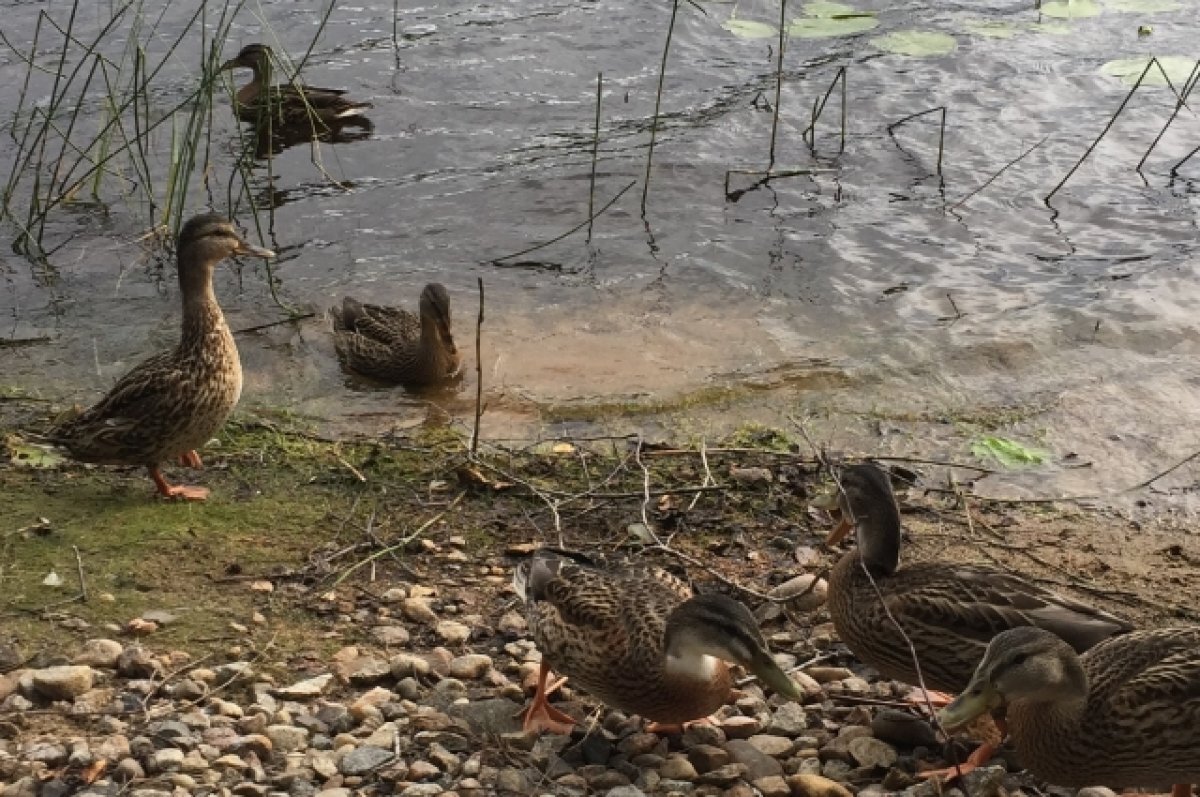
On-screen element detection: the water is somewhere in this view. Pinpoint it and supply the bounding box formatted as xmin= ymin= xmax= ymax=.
xmin=2 ymin=0 xmax=1200 ymax=510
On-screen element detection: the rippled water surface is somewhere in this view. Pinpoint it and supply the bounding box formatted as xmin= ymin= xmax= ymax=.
xmin=3 ymin=0 xmax=1200 ymax=506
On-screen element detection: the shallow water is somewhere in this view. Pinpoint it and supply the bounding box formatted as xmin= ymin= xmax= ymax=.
xmin=2 ymin=0 xmax=1200 ymax=510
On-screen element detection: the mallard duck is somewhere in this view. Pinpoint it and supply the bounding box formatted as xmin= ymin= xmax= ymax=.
xmin=513 ymin=548 xmax=805 ymax=734
xmin=814 ymin=462 xmax=1132 ymax=773
xmin=939 ymin=626 xmax=1200 ymax=797
xmin=49 ymin=213 xmax=274 ymax=500
xmin=330 ymin=283 xmax=462 ymax=388
xmin=219 ymin=43 xmax=373 ymax=136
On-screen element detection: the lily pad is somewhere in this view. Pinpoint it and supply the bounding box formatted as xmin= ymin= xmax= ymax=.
xmin=870 ymin=30 xmax=957 ymax=57
xmin=787 ymin=0 xmax=877 ymax=38
xmin=1040 ymin=0 xmax=1102 ymax=18
xmin=722 ymin=17 xmax=780 ymax=39
xmin=1105 ymin=0 xmax=1181 ymax=11
xmin=964 ymin=20 xmax=1020 ymax=38
xmin=970 ymin=436 xmax=1048 ymax=468
xmin=1100 ymin=55 xmax=1198 ymax=86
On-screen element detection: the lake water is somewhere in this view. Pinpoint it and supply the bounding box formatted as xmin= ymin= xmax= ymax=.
xmin=2 ymin=0 xmax=1200 ymax=510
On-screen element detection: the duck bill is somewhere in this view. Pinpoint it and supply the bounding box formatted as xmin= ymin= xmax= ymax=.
xmin=811 ymin=492 xmax=852 ymax=545
xmin=937 ymin=682 xmax=1001 ymax=729
xmin=234 ymin=240 xmax=275 ymax=259
xmin=749 ymin=652 xmax=806 ymax=702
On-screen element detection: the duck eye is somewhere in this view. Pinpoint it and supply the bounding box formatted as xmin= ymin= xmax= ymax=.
xmin=1009 ymin=652 xmax=1027 ymax=667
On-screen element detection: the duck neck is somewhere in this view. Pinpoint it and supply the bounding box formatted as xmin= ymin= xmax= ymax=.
xmin=419 ymin=315 xmax=452 ymax=366
xmin=178 ymin=255 xmax=227 ymax=347
xmin=855 ymin=515 xmax=901 ymax=577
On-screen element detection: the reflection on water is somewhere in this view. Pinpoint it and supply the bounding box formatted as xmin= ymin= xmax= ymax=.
xmin=2 ymin=0 xmax=1200 ymax=510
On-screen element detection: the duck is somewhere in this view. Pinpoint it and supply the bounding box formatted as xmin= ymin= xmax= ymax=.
xmin=939 ymin=625 xmax=1200 ymax=797
xmin=513 ymin=548 xmax=805 ymax=734
xmin=219 ymin=43 xmax=373 ymax=137
xmin=48 ymin=213 xmax=274 ymax=500
xmin=330 ymin=283 xmax=462 ymax=388
xmin=814 ymin=462 xmax=1132 ymax=772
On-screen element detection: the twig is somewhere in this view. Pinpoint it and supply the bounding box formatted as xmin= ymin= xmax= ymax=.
xmin=234 ymin=312 xmax=316 ymax=336
xmin=490 ymin=180 xmax=635 ymax=264
xmin=802 ymin=67 xmax=847 ymax=154
xmin=587 ymin=71 xmax=603 ymax=243
xmin=330 ymin=493 xmax=465 ymax=589
xmin=686 ymin=438 xmax=713 ymax=512
xmin=1137 ymin=59 xmax=1200 ymax=172
xmin=471 ymin=277 xmax=485 ymax=456
xmin=72 ymin=545 xmax=87 ymax=603
xmin=767 ymin=0 xmax=787 ymax=170
xmin=886 ymin=106 xmax=946 ymax=175
xmin=950 ymin=136 xmax=1047 ymax=212
xmin=335 ymin=453 xmax=366 ymax=483
xmin=1046 ymin=58 xmax=1155 ymax=203
xmin=642 ymin=0 xmax=680 ymax=215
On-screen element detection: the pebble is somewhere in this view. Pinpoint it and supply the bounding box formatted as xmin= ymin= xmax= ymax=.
xmin=275 ymin=674 xmax=332 ymax=700
xmin=31 ymin=666 xmax=96 ymax=700
xmin=339 ymin=746 xmax=394 ymax=775
xmin=447 ymin=654 xmax=492 ymax=679
xmin=401 ymin=598 xmax=438 ymax=625
xmin=266 ymin=725 xmax=309 ymax=753
xmin=435 ymin=620 xmax=471 ymax=645
xmin=73 ymin=639 xmax=123 ymax=668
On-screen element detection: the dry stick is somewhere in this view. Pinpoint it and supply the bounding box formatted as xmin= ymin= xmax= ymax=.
xmin=490 ymin=179 xmax=635 ymax=264
xmin=72 ymin=545 xmax=87 ymax=603
xmin=685 ymin=437 xmax=713 ymax=512
xmin=766 ymin=0 xmax=787 ymax=171
xmin=330 ymin=493 xmax=465 ymax=590
xmin=641 ymin=0 xmax=680 ymax=215
xmin=233 ymin=312 xmax=317 ymax=336
xmin=950 ymin=135 xmax=1047 ymax=212
xmin=471 ymin=277 xmax=485 ymax=456
xmin=1046 ymin=58 xmax=1157 ymax=203
xmin=886 ymin=106 xmax=946 ymax=175
xmin=632 ymin=435 xmax=778 ymax=602
xmin=803 ymin=67 xmax=847 ymax=153
xmin=1172 ymin=142 xmax=1200 ymax=176
xmin=1137 ymin=59 xmax=1200 ymax=172
xmin=587 ymin=72 xmax=603 ymax=243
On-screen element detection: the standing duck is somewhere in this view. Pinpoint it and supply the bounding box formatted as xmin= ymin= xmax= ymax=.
xmin=940 ymin=625 xmax=1200 ymax=797
xmin=49 ymin=213 xmax=274 ymax=500
xmin=513 ymin=548 xmax=805 ymax=734
xmin=814 ymin=462 xmax=1132 ymax=771
xmin=219 ymin=43 xmax=373 ymax=137
xmin=330 ymin=283 xmax=462 ymax=388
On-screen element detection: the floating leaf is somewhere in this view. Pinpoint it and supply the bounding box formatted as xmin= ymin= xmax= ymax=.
xmin=970 ymin=436 xmax=1048 ymax=468
xmin=871 ymin=30 xmax=958 ymax=57
xmin=788 ymin=15 xmax=878 ymax=38
xmin=787 ymin=0 xmax=877 ymax=38
xmin=1040 ymin=0 xmax=1102 ymax=18
xmin=1105 ymin=0 xmax=1181 ymax=11
xmin=722 ymin=17 xmax=780 ymax=39
xmin=964 ymin=20 xmax=1019 ymax=38
xmin=1099 ymin=55 xmax=1198 ymax=86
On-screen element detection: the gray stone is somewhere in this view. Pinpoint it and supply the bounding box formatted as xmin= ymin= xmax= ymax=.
xmin=659 ymin=756 xmax=698 ymax=780
xmin=785 ymin=773 xmax=853 ymax=797
xmin=370 ymin=626 xmax=410 ymax=646
xmin=116 ymin=648 xmax=159 ymax=678
xmin=724 ymin=739 xmax=782 ymax=781
xmin=435 ymin=620 xmax=471 ymax=645
xmin=447 ymin=654 xmax=492 ymax=680
xmin=746 ymin=734 xmax=793 ymax=758
xmin=495 ymin=766 xmax=531 ymax=793
xmin=274 ymin=674 xmax=332 ymax=699
xmin=402 ymin=597 xmax=438 ymax=625
xmin=604 ymin=787 xmax=647 ymax=797
xmin=687 ymin=744 xmax=730 ymax=773
xmin=694 ymin=763 xmax=747 ymax=786
xmin=31 ymin=666 xmax=96 ymax=700
xmin=73 ymin=639 xmax=123 ymax=669
xmin=266 ymin=725 xmax=309 ymax=753
xmin=765 ymin=703 xmax=808 ymax=736
xmin=870 ymin=709 xmax=937 ymax=748
xmin=846 ymin=736 xmax=897 ymax=769
xmin=339 ymin=745 xmax=393 ymax=775
xmin=398 ymin=786 xmax=444 ymax=797
xmin=149 ymin=747 xmax=185 ymax=774
xmin=24 ymin=741 xmax=68 ymax=766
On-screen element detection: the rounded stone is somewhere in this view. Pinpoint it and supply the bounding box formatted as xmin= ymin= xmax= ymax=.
xmin=73 ymin=639 xmax=124 ymax=669
xmin=31 ymin=666 xmax=96 ymax=700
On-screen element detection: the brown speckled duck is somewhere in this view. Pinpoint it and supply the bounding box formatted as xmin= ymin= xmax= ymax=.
xmin=330 ymin=283 xmax=461 ymax=388
xmin=513 ymin=548 xmax=804 ymax=734
xmin=940 ymin=625 xmax=1200 ymax=797
xmin=814 ymin=462 xmax=1132 ymax=774
xmin=49 ymin=214 xmax=274 ymax=500
xmin=220 ymin=43 xmax=372 ymax=136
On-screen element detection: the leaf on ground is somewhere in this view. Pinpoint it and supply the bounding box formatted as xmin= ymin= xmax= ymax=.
xmin=6 ymin=435 xmax=66 ymax=469
xmin=970 ymin=436 xmax=1048 ymax=468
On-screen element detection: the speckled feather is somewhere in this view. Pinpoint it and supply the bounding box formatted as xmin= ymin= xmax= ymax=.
xmin=826 ymin=463 xmax=1131 ymax=693
xmin=330 ymin=284 xmax=461 ymax=388
xmin=985 ymin=626 xmax=1200 ymax=789
xmin=517 ymin=550 xmax=738 ymax=724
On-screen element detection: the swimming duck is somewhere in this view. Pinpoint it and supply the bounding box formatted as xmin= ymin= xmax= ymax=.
xmin=513 ymin=548 xmax=805 ymax=734
xmin=330 ymin=283 xmax=462 ymax=388
xmin=49 ymin=213 xmax=274 ymax=500
xmin=939 ymin=625 xmax=1200 ymax=797
xmin=814 ymin=462 xmax=1131 ymax=771
xmin=219 ymin=43 xmax=373 ymax=137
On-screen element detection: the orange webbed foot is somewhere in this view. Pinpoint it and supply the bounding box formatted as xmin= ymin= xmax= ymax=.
xmin=518 ymin=662 xmax=576 ymax=735
xmin=916 ymin=742 xmax=997 ymax=782
xmin=178 ymin=450 xmax=204 ymax=469
xmin=149 ymin=467 xmax=210 ymax=502
xmin=907 ymin=687 xmax=956 ymax=709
